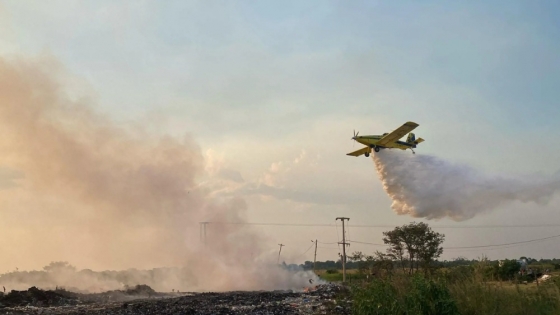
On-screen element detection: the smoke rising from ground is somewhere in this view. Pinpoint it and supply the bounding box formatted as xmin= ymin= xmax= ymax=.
xmin=0 ymin=56 xmax=318 ymax=292
xmin=373 ymin=151 xmax=560 ymax=221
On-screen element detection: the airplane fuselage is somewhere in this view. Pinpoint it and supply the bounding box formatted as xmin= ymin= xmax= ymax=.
xmin=347 ymin=121 xmax=424 ymax=157
xmin=354 ymin=135 xmax=415 ymax=150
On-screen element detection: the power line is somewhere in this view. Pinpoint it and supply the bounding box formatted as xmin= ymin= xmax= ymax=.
xmin=444 ymin=234 xmax=560 ymax=249
xmin=349 ymin=234 xmax=560 ymax=250
xmin=334 ymin=221 xmax=341 ymax=250
xmin=445 ymin=244 xmax=535 ymax=252
xmin=293 ymin=243 xmax=315 ymax=259
xmin=346 ymin=222 xmax=352 ymax=248
xmin=348 ymin=240 xmax=388 ymax=246
xmin=206 ymin=221 xmax=560 ymax=229
xmin=203 ymin=221 xmax=560 ymax=254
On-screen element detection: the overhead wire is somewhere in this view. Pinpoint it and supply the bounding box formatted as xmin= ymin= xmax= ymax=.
xmin=444 ymin=233 xmax=560 ymax=249
xmin=292 ymin=243 xmax=315 ymax=260
xmin=203 ymin=221 xmax=560 ymax=256
xmin=346 ymin=221 xmax=351 ymax=249
xmin=206 ymin=221 xmax=560 ymax=229
xmin=348 ymin=240 xmax=388 ymax=247
xmin=334 ymin=220 xmax=341 ymax=253
xmin=445 ymin=245 xmax=537 ymax=252
xmin=349 ymin=233 xmax=560 ymax=251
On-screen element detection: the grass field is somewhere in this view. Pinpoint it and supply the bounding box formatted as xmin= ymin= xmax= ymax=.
xmin=315 ymin=269 xmax=366 ymax=282
xmin=315 ymin=268 xmax=560 ymax=315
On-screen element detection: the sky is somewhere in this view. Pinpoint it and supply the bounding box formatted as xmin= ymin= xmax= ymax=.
xmin=1 ymin=0 xmax=560 ymax=271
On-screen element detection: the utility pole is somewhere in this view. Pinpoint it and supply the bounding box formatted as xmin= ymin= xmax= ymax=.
xmin=336 ymin=217 xmax=350 ymax=282
xmin=199 ymin=222 xmax=209 ymax=246
xmin=277 ymin=244 xmax=285 ymax=264
xmin=312 ymin=239 xmax=318 ymax=272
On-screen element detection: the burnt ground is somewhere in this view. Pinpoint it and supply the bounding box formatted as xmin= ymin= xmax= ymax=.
xmin=0 ymin=284 xmax=351 ymax=315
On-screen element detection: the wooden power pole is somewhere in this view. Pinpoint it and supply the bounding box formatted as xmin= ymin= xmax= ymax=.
xmin=312 ymin=239 xmax=318 ymax=272
xmin=336 ymin=217 xmax=350 ymax=282
xmin=277 ymin=244 xmax=285 ymax=264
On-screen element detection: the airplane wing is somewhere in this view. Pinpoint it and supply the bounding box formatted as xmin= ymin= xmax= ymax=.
xmin=347 ymin=147 xmax=370 ymax=157
xmin=377 ymin=121 xmax=419 ymax=146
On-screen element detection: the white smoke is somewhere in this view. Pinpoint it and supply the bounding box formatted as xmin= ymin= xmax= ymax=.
xmin=373 ymin=151 xmax=560 ymax=220
xmin=0 ymin=56 xmax=320 ymax=292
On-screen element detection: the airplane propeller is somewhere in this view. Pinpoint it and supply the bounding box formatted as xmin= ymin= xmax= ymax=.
xmin=352 ymin=130 xmax=359 ymax=146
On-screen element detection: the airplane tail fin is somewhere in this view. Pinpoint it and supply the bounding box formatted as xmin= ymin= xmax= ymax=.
xmin=406 ymin=133 xmax=416 ymax=144
xmin=407 ymin=133 xmax=424 ymax=148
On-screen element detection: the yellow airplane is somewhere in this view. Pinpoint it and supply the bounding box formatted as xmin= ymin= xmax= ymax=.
xmin=347 ymin=121 xmax=425 ymax=157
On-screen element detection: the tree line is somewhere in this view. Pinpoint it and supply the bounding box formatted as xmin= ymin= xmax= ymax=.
xmin=297 ymin=222 xmax=560 ymax=274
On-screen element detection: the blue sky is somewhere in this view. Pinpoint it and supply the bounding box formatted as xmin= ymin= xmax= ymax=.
xmin=1 ymin=0 xmax=560 ymax=268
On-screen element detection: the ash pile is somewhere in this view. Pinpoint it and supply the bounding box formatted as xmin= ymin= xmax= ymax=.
xmin=0 ymin=283 xmax=350 ymax=315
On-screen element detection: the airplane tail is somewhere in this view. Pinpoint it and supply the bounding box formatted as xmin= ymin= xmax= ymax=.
xmin=406 ymin=133 xmax=416 ymax=144
xmin=407 ymin=133 xmax=424 ymax=148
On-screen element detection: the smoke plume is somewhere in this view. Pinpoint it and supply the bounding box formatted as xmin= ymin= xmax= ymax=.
xmin=0 ymin=56 xmax=318 ymax=292
xmin=373 ymin=151 xmax=560 ymax=221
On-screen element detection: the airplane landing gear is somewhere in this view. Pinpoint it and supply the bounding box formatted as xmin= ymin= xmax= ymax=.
xmin=374 ymin=147 xmax=380 ymax=152
xmin=410 ymin=148 xmax=416 ymax=154
xmin=365 ymin=152 xmax=370 ymax=157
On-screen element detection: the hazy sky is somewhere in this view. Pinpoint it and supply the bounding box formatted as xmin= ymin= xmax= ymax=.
xmin=1 ymin=0 xmax=560 ymax=270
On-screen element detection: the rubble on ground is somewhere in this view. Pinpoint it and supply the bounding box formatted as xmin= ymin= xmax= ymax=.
xmin=0 ymin=286 xmax=79 ymax=308
xmin=0 ymin=283 xmax=351 ymax=315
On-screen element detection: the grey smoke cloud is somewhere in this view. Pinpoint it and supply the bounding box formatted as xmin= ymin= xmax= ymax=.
xmin=0 ymin=56 xmax=318 ymax=292
xmin=373 ymin=151 xmax=560 ymax=221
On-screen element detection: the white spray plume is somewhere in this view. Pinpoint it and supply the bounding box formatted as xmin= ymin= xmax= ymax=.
xmin=373 ymin=151 xmax=560 ymax=221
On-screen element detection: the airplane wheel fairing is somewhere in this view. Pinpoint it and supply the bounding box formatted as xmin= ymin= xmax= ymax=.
xmin=365 ymin=153 xmax=370 ymax=157
xmin=374 ymin=147 xmax=380 ymax=152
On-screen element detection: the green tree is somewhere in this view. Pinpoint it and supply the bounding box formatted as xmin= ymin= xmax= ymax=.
xmin=382 ymin=222 xmax=445 ymax=274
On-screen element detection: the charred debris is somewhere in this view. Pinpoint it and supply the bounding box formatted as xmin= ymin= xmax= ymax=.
xmin=0 ymin=283 xmax=350 ymax=315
